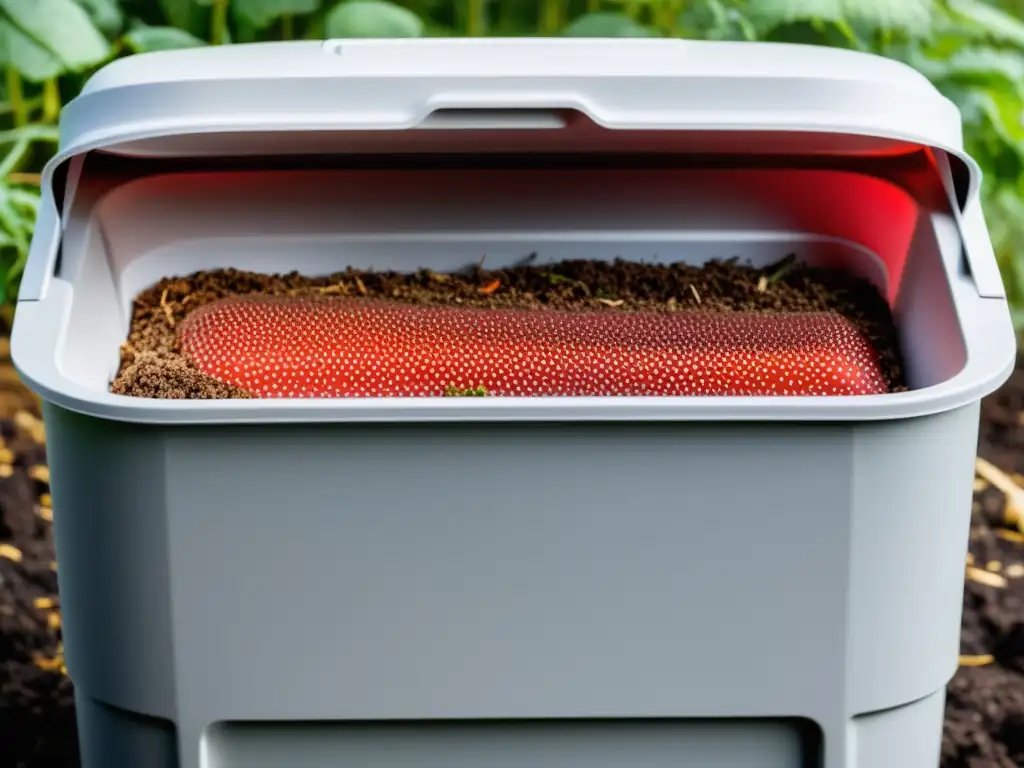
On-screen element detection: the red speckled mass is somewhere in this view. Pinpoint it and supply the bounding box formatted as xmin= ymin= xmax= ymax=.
xmin=178 ymin=296 xmax=889 ymax=398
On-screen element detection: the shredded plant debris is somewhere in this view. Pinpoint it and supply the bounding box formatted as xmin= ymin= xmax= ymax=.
xmin=111 ymin=258 xmax=906 ymax=398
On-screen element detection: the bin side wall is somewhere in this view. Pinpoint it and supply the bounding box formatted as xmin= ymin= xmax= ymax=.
xmin=846 ymin=402 xmax=980 ymax=713
xmin=43 ymin=402 xmax=178 ymax=719
xmin=158 ymin=420 xmax=853 ymax=722
xmin=43 ymin=408 xmax=977 ymax=732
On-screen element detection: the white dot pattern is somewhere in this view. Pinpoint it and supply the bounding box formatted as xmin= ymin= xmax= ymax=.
xmin=178 ymin=296 xmax=889 ymax=398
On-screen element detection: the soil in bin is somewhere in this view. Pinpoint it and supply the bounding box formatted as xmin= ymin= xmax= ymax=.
xmin=110 ymin=257 xmax=907 ymax=398
xmin=1 ymin=354 xmax=1024 ymax=765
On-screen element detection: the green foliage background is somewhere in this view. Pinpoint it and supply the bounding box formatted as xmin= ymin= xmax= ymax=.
xmin=1 ymin=0 xmax=1024 ymax=328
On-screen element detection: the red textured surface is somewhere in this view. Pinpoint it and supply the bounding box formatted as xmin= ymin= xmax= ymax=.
xmin=178 ymin=296 xmax=889 ymax=398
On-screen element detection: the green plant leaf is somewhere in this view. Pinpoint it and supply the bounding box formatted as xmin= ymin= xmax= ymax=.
xmin=686 ymin=0 xmax=758 ymax=41
xmin=0 ymin=187 xmax=30 ymax=257
xmin=563 ymin=12 xmax=658 ymax=37
xmin=746 ymin=0 xmax=842 ymax=29
xmin=843 ymin=0 xmax=931 ymax=38
xmin=124 ymin=25 xmax=207 ymax=52
xmin=947 ymin=0 xmax=1024 ymax=49
xmin=234 ymin=0 xmax=320 ymax=29
xmin=0 ymin=20 xmax=63 ymax=81
xmin=747 ymin=0 xmax=930 ymax=36
xmin=0 ymin=0 xmax=112 ymax=72
xmin=943 ymin=47 xmax=1024 ymax=93
xmin=159 ymin=0 xmax=208 ymax=36
xmin=325 ymin=0 xmax=424 ymax=37
xmin=75 ymin=0 xmax=124 ymax=37
xmin=7 ymin=187 xmax=38 ymax=214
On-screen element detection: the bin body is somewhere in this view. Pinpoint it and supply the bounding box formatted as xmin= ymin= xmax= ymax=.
xmin=11 ymin=38 xmax=1018 ymax=768
xmin=46 ymin=402 xmax=976 ymax=768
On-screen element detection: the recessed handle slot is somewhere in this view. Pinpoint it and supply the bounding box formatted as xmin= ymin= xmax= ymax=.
xmin=416 ymin=108 xmax=568 ymax=131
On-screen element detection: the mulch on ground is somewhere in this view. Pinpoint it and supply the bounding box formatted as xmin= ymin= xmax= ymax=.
xmin=0 ymin=347 xmax=1022 ymax=767
xmin=111 ymin=258 xmax=906 ymax=398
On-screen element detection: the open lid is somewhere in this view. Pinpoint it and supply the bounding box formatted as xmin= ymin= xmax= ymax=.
xmin=22 ymin=37 xmax=994 ymax=301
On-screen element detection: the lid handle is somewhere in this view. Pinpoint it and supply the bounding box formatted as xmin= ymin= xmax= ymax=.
xmin=416 ymin=108 xmax=568 ymax=131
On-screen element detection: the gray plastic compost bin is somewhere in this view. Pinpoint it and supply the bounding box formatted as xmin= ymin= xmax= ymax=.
xmin=8 ymin=37 xmax=1018 ymax=768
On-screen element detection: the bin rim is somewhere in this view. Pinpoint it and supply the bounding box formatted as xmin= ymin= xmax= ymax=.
xmin=11 ymin=38 xmax=1017 ymax=424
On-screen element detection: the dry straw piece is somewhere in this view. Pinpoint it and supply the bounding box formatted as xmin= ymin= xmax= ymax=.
xmin=28 ymin=464 xmax=49 ymax=484
xmin=997 ymin=529 xmax=1024 ymax=544
xmin=959 ymin=654 xmax=995 ymax=667
xmin=966 ymin=565 xmax=1008 ymax=588
xmin=14 ymin=409 xmax=45 ymax=443
xmin=975 ymin=457 xmax=1024 ymax=533
xmin=0 ymin=543 xmax=23 ymax=562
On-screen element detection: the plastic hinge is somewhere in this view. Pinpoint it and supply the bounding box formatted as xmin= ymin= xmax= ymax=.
xmin=17 ymin=154 xmax=85 ymax=303
xmin=934 ymin=152 xmax=1006 ymax=300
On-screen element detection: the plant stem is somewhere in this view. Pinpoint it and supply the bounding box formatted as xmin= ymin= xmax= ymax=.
xmin=42 ymin=79 xmax=61 ymax=124
xmin=467 ymin=0 xmax=487 ymax=36
xmin=4 ymin=69 xmax=27 ymax=128
xmin=539 ymin=0 xmax=563 ymax=35
xmin=7 ymin=172 xmax=41 ymax=186
xmin=281 ymin=14 xmax=294 ymax=40
xmin=211 ymin=0 xmax=230 ymax=45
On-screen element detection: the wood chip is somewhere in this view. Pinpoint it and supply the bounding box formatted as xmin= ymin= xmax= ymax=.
xmin=987 ymin=560 xmax=1003 ymax=572
xmin=689 ymin=284 xmax=701 ymax=304
xmin=354 ymin=276 xmax=367 ymax=296
xmin=38 ymin=505 xmax=53 ymax=522
xmin=0 ymin=447 xmax=13 ymax=464
xmin=47 ymin=612 xmax=61 ymax=630
xmin=596 ymin=298 xmax=625 ymax=308
xmin=28 ymin=465 xmax=49 ymax=484
xmin=34 ymin=597 xmax=54 ymax=610
xmin=1006 ymin=563 xmax=1024 ymax=578
xmin=966 ymin=552 xmax=975 ymax=565
xmin=966 ymin=565 xmax=1008 ymax=588
xmin=0 ymin=464 xmax=13 ymax=478
xmin=756 ymin=275 xmax=769 ymax=293
xmin=479 ymin=279 xmax=501 ymax=295
xmin=974 ymin=477 xmax=989 ymax=492
xmin=49 ymin=560 xmax=57 ymax=571
xmin=40 ymin=493 xmax=51 ymax=507
xmin=996 ymin=529 xmax=1024 ymax=544
xmin=0 ymin=543 xmax=23 ymax=562
xmin=959 ymin=653 xmax=995 ymax=667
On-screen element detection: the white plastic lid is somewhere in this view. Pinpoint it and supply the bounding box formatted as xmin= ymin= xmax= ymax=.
xmin=57 ymin=38 xmax=969 ymax=166
xmin=24 ymin=38 xmax=990 ymax=303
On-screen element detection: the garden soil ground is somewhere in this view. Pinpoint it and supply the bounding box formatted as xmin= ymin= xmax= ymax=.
xmin=112 ymin=258 xmax=907 ymax=397
xmin=1 ymin=340 xmax=1022 ymax=766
